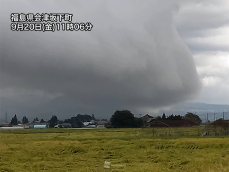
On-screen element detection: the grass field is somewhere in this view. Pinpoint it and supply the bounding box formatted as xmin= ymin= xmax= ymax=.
xmin=0 ymin=127 xmax=229 ymax=172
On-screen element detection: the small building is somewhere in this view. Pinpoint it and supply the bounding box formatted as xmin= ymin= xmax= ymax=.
xmin=29 ymin=122 xmax=49 ymax=129
xmin=141 ymin=115 xmax=154 ymax=127
xmin=149 ymin=119 xmax=198 ymax=127
xmin=54 ymin=123 xmax=72 ymax=128
xmin=14 ymin=124 xmax=30 ymax=129
xmin=0 ymin=126 xmax=24 ymax=130
xmin=1 ymin=123 xmax=9 ymax=127
xmin=86 ymin=125 xmax=97 ymax=128
xmin=97 ymin=121 xmax=108 ymax=128
xmin=211 ymin=119 xmax=229 ymax=129
xmin=142 ymin=114 xmax=154 ymax=121
xmin=34 ymin=125 xmax=47 ymax=129
xmin=205 ymin=119 xmax=229 ymax=135
xmin=83 ymin=120 xmax=97 ymax=128
xmin=83 ymin=122 xmax=90 ymax=127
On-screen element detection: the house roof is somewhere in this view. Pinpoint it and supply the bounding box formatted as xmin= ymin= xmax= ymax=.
xmin=142 ymin=114 xmax=154 ymax=119
xmin=97 ymin=121 xmax=108 ymax=125
xmin=211 ymin=119 xmax=229 ymax=128
xmin=150 ymin=119 xmax=198 ymax=127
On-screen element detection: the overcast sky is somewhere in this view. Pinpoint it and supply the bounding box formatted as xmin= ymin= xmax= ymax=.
xmin=0 ymin=0 xmax=228 ymax=119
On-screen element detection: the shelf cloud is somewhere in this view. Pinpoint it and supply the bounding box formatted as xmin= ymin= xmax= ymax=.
xmin=0 ymin=0 xmax=201 ymax=118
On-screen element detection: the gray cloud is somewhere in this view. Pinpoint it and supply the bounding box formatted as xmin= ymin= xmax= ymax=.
xmin=173 ymin=0 xmax=229 ymax=105
xmin=0 ymin=0 xmax=201 ymax=118
xmin=174 ymin=1 xmax=229 ymax=52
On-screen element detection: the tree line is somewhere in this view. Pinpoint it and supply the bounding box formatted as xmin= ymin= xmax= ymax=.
xmin=109 ymin=111 xmax=202 ymax=128
xmin=8 ymin=110 xmax=202 ymax=128
xmin=8 ymin=113 xmax=96 ymax=128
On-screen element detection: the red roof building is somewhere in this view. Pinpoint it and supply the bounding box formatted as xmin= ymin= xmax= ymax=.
xmin=149 ymin=119 xmax=198 ymax=127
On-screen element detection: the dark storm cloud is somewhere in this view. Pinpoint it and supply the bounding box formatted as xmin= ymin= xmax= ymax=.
xmin=0 ymin=0 xmax=201 ymax=116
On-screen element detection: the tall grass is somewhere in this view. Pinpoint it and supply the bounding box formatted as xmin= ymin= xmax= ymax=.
xmin=0 ymin=128 xmax=228 ymax=172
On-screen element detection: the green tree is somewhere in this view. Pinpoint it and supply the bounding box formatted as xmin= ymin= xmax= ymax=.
xmin=134 ymin=117 xmax=143 ymax=128
xmin=76 ymin=114 xmax=94 ymax=122
xmin=10 ymin=114 xmax=18 ymax=125
xmin=33 ymin=117 xmax=39 ymax=122
xmin=91 ymin=114 xmax=95 ymax=120
xmin=64 ymin=117 xmax=83 ymax=128
xmin=155 ymin=115 xmax=162 ymax=121
xmin=110 ymin=110 xmax=136 ymax=128
xmin=184 ymin=112 xmax=202 ymax=125
xmin=40 ymin=119 xmax=46 ymax=123
xmin=174 ymin=115 xmax=183 ymax=120
xmin=167 ymin=114 xmax=174 ymax=120
xmin=48 ymin=115 xmax=59 ymax=128
xmin=105 ymin=122 xmax=112 ymax=128
xmin=162 ymin=113 xmax=166 ymax=120
xmin=22 ymin=116 xmax=29 ymax=124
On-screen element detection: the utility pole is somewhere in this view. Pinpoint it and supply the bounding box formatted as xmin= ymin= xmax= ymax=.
xmin=223 ymin=112 xmax=224 ymax=120
xmin=5 ymin=111 xmax=7 ymax=123
xmin=207 ymin=113 xmax=208 ymax=123
xmin=214 ymin=113 xmax=215 ymax=121
xmin=139 ymin=114 xmax=142 ymax=118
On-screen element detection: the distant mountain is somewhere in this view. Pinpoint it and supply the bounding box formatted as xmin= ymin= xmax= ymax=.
xmin=0 ymin=96 xmax=110 ymax=121
xmin=36 ymin=95 xmax=113 ymax=120
xmin=0 ymin=97 xmax=42 ymax=122
xmin=164 ymin=102 xmax=229 ymax=122
xmin=170 ymin=102 xmax=229 ymax=112
xmin=1 ymin=95 xmax=228 ymax=123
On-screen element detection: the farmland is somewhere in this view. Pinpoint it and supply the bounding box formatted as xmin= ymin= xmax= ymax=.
xmin=0 ymin=127 xmax=229 ymax=172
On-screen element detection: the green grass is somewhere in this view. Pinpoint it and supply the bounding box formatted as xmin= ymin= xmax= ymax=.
xmin=0 ymin=128 xmax=229 ymax=172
